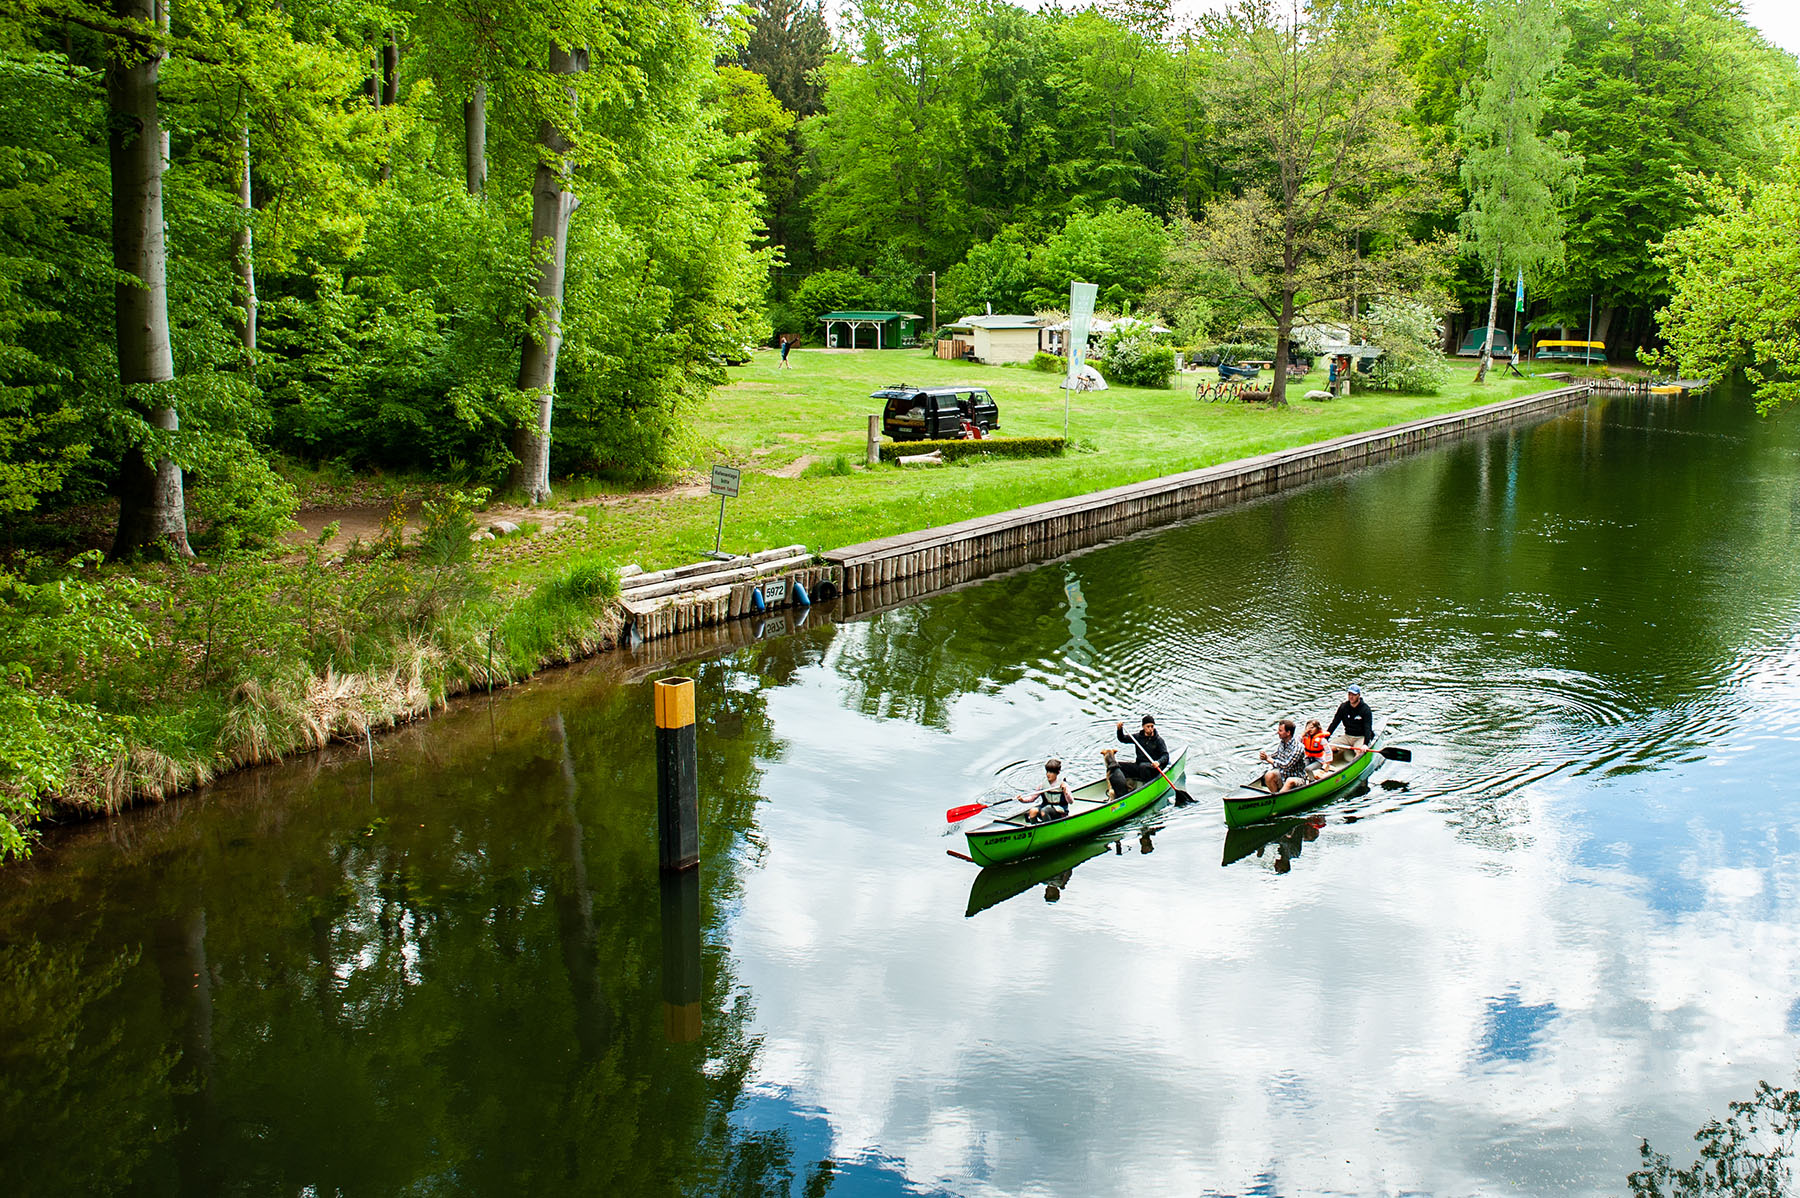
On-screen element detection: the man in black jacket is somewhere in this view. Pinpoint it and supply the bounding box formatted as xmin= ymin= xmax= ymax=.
xmin=1326 ymin=685 xmax=1375 ymax=764
xmin=1114 ymin=716 xmax=1170 ymax=785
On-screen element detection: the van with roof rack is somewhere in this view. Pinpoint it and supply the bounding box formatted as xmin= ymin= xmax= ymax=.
xmin=871 ymin=384 xmax=1000 ymax=441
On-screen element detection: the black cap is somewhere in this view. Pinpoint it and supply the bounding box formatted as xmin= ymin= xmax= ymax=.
xmin=1141 ymin=715 xmax=1156 ymax=725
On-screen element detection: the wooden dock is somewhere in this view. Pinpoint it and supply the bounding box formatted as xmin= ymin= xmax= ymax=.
xmin=824 ymin=385 xmax=1593 ymax=594
xmin=617 ymin=545 xmax=839 ymax=643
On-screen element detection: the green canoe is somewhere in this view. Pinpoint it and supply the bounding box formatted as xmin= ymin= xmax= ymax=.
xmin=964 ymin=746 xmax=1187 ymax=867
xmin=1221 ymin=739 xmax=1381 ymax=828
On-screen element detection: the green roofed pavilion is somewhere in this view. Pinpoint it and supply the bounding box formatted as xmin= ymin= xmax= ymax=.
xmin=820 ymin=311 xmax=924 ymax=350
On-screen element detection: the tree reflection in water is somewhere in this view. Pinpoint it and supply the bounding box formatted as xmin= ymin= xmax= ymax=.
xmin=1629 ymin=1081 xmax=1800 ymax=1197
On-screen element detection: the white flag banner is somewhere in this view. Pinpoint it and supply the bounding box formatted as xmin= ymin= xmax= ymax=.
xmin=1067 ymin=281 xmax=1098 ymax=377
xmin=1064 ymin=281 xmax=1099 ymax=437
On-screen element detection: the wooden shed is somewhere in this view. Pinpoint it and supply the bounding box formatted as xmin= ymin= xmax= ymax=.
xmin=820 ymin=311 xmax=923 ymax=349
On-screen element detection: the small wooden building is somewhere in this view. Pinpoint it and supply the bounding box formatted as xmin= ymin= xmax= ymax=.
xmin=820 ymin=311 xmax=923 ymax=350
xmin=940 ymin=314 xmax=1045 ymax=364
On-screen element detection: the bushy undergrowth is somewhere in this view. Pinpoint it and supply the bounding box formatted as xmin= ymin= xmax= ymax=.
xmin=878 ymin=436 xmax=1068 ymax=462
xmin=0 ymin=505 xmax=623 ymax=858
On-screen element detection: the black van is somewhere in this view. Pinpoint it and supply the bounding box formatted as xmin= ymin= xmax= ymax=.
xmin=872 ymin=385 xmax=1001 ymax=442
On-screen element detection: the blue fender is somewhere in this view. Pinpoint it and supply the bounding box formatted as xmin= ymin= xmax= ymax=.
xmin=792 ymin=581 xmax=811 ymax=607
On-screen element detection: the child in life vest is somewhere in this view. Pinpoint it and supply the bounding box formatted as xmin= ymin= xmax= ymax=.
xmin=1301 ymin=719 xmax=1331 ymax=780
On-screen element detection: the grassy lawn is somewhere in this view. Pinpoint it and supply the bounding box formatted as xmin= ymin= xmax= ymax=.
xmin=567 ymin=347 xmax=1597 ymax=573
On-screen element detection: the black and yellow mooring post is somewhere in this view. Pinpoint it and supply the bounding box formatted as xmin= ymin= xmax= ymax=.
xmin=654 ymin=676 xmax=699 ymax=872
xmin=659 ymin=867 xmax=703 ymax=1043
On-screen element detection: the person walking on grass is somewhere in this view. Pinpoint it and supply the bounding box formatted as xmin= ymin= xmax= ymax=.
xmin=779 ymin=335 xmax=793 ymax=369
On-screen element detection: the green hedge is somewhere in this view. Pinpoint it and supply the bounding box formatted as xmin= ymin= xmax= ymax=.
xmin=879 ymin=436 xmax=1068 ymax=463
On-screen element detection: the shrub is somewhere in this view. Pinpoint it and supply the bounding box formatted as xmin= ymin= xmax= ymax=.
xmin=1029 ymin=351 xmax=1066 ymax=373
xmin=188 ymin=437 xmax=301 ymax=552
xmin=879 ymin=436 xmax=1067 ymax=463
xmin=1100 ymin=325 xmax=1176 ymax=389
xmin=802 ymin=453 xmax=855 ymax=478
xmin=1364 ymin=297 xmax=1449 ymax=394
xmin=417 ymin=487 xmax=489 ymax=566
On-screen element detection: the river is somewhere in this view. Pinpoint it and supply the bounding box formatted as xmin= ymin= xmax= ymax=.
xmin=5 ymin=388 xmax=1800 ymax=1197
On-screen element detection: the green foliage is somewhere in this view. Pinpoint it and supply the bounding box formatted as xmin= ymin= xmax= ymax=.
xmin=801 ymin=453 xmax=855 ymax=477
xmin=1543 ymin=0 xmax=1800 ymax=319
xmin=417 ymin=487 xmax=490 ymax=567
xmin=1023 ymin=206 xmax=1169 ymax=311
xmin=188 ymin=437 xmax=301 ymax=551
xmin=1192 ymin=342 xmax=1277 ymax=367
xmin=878 ymin=436 xmax=1067 ymax=462
xmin=789 ymin=268 xmax=875 ymax=333
xmin=1457 ymin=0 xmax=1579 ymax=365
xmin=1363 ymin=297 xmax=1450 ymax=394
xmin=1100 ymin=325 xmax=1176 ymax=389
xmin=1029 ymin=352 xmax=1066 ymax=373
xmin=0 ymin=555 xmax=158 ymax=856
xmin=1190 ymin=3 xmax=1450 ymax=402
xmin=1653 ymin=150 xmax=1800 ymax=413
xmin=499 ymin=554 xmax=622 ymax=666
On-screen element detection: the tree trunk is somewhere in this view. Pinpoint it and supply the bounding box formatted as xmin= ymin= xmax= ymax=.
xmin=377 ymin=32 xmax=399 ymax=181
xmin=1593 ymin=304 xmax=1616 ymax=353
xmin=508 ymin=43 xmax=586 ymax=505
xmin=464 ymin=83 xmax=487 ymax=196
xmin=232 ymin=125 xmax=256 ymax=355
xmin=1475 ymin=259 xmax=1502 ymax=384
xmin=1271 ymin=291 xmax=1295 ymax=407
xmin=108 ymin=0 xmax=192 ymax=560
xmin=380 ymin=31 xmax=399 ymax=106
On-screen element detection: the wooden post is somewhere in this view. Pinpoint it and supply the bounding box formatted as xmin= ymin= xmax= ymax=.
xmin=867 ymin=414 xmax=880 ymax=468
xmin=654 ymin=677 xmax=698 ymax=871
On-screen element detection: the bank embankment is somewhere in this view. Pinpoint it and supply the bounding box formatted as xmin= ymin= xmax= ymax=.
xmin=18 ymin=375 xmax=1605 ymax=855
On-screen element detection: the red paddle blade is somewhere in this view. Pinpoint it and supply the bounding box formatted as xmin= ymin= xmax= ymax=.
xmin=944 ymin=802 xmax=987 ymax=823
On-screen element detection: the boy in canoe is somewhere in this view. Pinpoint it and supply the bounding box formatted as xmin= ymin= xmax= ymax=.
xmin=1301 ymin=719 xmax=1332 ymax=780
xmin=1019 ymin=759 xmax=1074 ymax=823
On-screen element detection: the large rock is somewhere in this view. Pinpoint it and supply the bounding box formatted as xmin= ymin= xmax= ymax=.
xmin=489 ymin=519 xmax=520 ymax=535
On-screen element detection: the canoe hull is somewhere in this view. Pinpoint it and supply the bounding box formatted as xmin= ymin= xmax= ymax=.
xmin=1221 ymin=742 xmax=1380 ymax=827
xmin=964 ymin=747 xmax=1187 ymax=867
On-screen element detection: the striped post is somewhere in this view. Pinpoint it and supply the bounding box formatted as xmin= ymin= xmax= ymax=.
xmin=654 ymin=677 xmax=699 ymax=872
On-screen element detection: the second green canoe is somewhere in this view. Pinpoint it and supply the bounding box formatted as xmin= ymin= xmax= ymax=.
xmin=964 ymin=746 xmax=1187 ymax=867
xmin=1221 ymin=739 xmax=1381 ymax=828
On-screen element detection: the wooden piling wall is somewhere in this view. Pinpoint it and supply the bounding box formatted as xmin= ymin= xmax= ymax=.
xmin=825 ymin=385 xmax=1594 ymax=594
xmin=616 ymin=385 xmax=1598 ymax=646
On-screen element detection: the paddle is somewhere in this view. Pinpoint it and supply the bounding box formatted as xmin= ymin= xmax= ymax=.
xmin=1124 ymin=729 xmax=1191 ymax=805
xmin=945 ymin=787 xmax=1048 ymax=827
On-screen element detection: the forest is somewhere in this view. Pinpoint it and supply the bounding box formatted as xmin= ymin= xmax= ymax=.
xmin=1 ymin=0 xmax=1797 ymax=856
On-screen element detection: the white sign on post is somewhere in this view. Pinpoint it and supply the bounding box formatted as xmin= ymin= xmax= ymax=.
xmin=707 ymin=465 xmax=741 ymax=558
xmin=1064 ymin=281 xmax=1099 ymax=437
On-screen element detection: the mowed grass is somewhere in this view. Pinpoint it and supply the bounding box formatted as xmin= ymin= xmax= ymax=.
xmin=571 ymin=347 xmax=1592 ymax=572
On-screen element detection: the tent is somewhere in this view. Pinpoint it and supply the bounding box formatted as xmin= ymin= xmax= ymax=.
xmin=1059 ymin=362 xmax=1108 ymax=391
xmin=1456 ymin=326 xmax=1514 ymax=357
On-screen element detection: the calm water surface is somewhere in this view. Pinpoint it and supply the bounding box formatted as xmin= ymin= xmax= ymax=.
xmin=6 ymin=390 xmax=1800 ymax=1197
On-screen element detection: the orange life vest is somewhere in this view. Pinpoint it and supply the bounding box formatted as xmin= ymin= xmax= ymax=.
xmin=1301 ymin=731 xmax=1327 ymax=759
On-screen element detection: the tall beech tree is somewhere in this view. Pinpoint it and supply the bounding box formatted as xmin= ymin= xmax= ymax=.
xmin=107 ymin=0 xmax=192 ymax=558
xmin=1457 ymin=0 xmax=1577 ymax=382
xmin=509 ymin=39 xmax=586 ymax=504
xmin=1191 ymin=0 xmax=1447 ymax=405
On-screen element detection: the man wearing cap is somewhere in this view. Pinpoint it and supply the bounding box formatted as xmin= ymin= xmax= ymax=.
xmin=1113 ymin=716 xmax=1171 ymax=786
xmin=1326 ymin=685 xmax=1375 ymax=765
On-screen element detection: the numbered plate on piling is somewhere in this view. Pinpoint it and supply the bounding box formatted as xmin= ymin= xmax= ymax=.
xmin=763 ymin=578 xmax=787 ymax=604
xmin=710 ymin=465 xmax=741 ymax=497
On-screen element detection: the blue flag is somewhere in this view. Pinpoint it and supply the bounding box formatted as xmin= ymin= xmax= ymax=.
xmin=1515 ymin=267 xmax=1525 ymax=313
